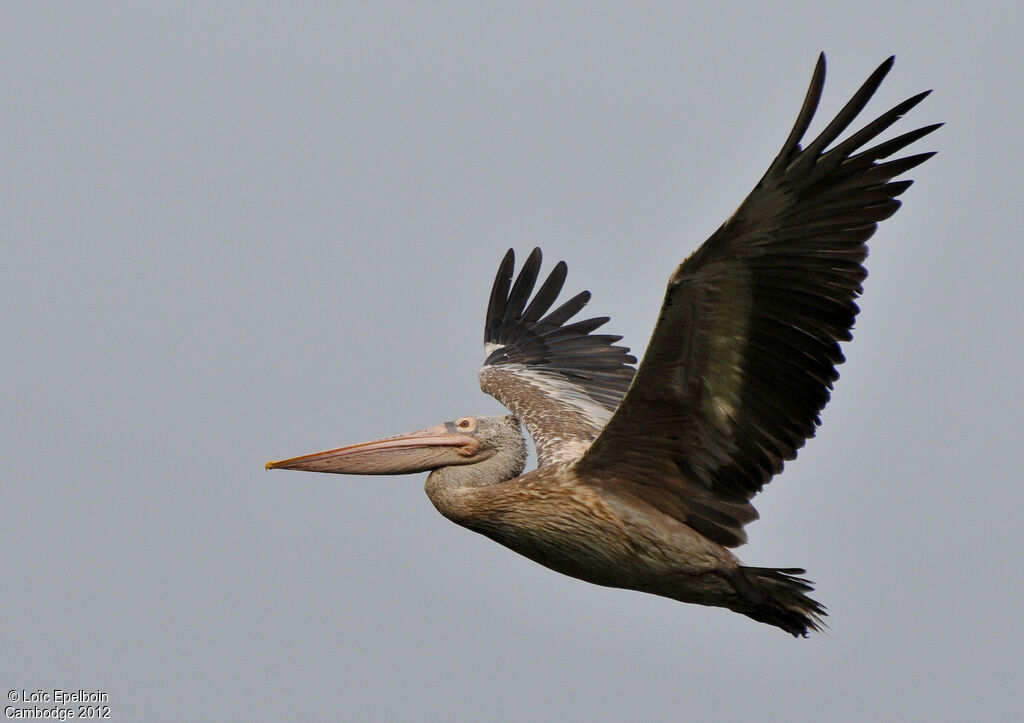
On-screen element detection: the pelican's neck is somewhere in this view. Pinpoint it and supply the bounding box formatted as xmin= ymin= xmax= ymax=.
xmin=424 ymin=439 xmax=526 ymax=522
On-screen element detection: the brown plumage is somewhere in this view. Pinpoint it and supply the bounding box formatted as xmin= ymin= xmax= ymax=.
xmin=266 ymin=55 xmax=939 ymax=636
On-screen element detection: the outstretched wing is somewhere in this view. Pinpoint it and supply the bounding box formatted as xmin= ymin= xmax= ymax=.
xmin=576 ymin=54 xmax=940 ymax=547
xmin=479 ymin=248 xmax=637 ymax=467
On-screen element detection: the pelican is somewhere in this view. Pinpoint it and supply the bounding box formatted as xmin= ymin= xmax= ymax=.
xmin=267 ymin=55 xmax=938 ymax=636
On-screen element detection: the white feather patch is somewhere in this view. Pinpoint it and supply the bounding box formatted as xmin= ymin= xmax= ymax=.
xmin=479 ymin=362 xmax=613 ymax=467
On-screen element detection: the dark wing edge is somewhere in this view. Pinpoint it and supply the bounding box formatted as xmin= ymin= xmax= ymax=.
xmin=577 ymin=54 xmax=941 ymax=547
xmin=479 ymin=248 xmax=637 ymax=466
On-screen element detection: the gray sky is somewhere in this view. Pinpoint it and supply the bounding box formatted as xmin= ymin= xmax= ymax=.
xmin=3 ymin=2 xmax=1021 ymax=721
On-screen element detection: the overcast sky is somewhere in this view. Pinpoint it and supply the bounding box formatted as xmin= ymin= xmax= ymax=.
xmin=3 ymin=2 xmax=1022 ymax=721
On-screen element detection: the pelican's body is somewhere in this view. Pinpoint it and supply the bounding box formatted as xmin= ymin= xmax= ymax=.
xmin=433 ymin=458 xmax=742 ymax=608
xmin=267 ymin=55 xmax=938 ymax=636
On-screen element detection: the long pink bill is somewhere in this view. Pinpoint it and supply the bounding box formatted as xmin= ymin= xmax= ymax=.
xmin=265 ymin=424 xmax=479 ymax=475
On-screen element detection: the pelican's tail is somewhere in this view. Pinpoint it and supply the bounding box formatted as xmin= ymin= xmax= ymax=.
xmin=732 ymin=566 xmax=827 ymax=637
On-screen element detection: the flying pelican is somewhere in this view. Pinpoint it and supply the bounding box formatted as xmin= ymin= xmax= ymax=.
xmin=266 ymin=55 xmax=938 ymax=636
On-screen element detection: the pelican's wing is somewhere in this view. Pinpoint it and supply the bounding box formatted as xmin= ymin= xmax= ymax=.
xmin=479 ymin=248 xmax=637 ymax=467
xmin=576 ymin=55 xmax=940 ymax=547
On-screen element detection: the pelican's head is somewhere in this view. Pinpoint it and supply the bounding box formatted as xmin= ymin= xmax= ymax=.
xmin=265 ymin=415 xmax=525 ymax=476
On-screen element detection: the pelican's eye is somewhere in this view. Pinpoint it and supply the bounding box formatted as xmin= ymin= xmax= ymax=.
xmin=456 ymin=418 xmax=475 ymax=431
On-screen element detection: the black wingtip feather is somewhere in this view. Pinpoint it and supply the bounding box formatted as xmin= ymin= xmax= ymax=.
xmin=503 ymin=248 xmax=543 ymax=325
xmin=538 ymin=290 xmax=592 ymax=329
xmin=521 ymin=260 xmax=568 ymax=325
xmin=766 ymin=54 xmax=826 ymax=178
xmin=485 ymin=250 xmax=516 ymax=344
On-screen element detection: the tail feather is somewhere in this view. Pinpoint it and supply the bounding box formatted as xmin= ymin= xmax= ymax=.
xmin=733 ymin=566 xmax=827 ymax=637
